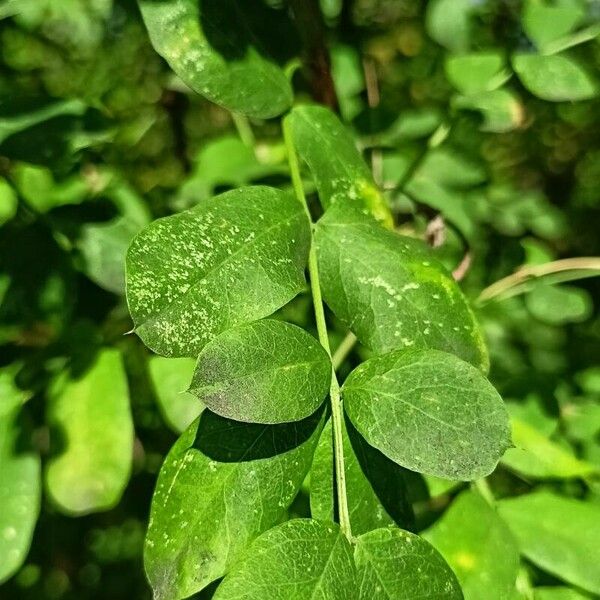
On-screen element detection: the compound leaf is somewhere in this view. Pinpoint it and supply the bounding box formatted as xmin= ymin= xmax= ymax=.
xmin=315 ymin=204 xmax=488 ymax=370
xmin=354 ymin=527 xmax=463 ymax=600
xmin=138 ymin=0 xmax=293 ymax=118
xmin=213 ymin=519 xmax=357 ymax=599
xmin=190 ymin=319 xmax=331 ymax=424
xmin=343 ymin=349 xmax=510 ymax=480
xmin=145 ymin=409 xmax=324 ymax=599
xmin=126 ymin=186 xmax=310 ymax=357
xmin=46 ymin=349 xmax=133 ymax=515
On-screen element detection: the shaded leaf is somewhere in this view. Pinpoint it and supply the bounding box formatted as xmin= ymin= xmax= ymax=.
xmin=525 ymin=283 xmax=592 ymax=324
xmin=315 ymin=204 xmax=488 ymax=370
xmin=149 ymin=356 xmax=202 ymax=433
xmin=310 ymin=418 xmax=414 ymax=536
xmin=213 ymin=519 xmax=357 ymax=599
xmin=426 ymin=0 xmax=474 ymax=52
xmin=144 ymin=409 xmax=324 ymax=599
xmin=512 ymin=53 xmax=597 ymax=101
xmin=355 ymin=527 xmax=463 ymax=600
xmin=190 ymin=319 xmax=331 ymax=424
xmin=498 ymin=492 xmax=600 ymax=594
xmin=46 ymin=349 xmax=133 ymax=515
xmin=138 ymin=0 xmax=292 ymax=118
xmin=0 ymin=177 xmax=17 ymax=225
xmin=126 ymin=186 xmax=310 ymax=357
xmin=0 ymin=369 xmax=40 ymax=584
xmin=453 ymin=89 xmax=524 ymax=132
xmin=425 ymin=491 xmax=520 ymax=600
xmin=287 ymin=105 xmax=393 ymax=227
xmin=534 ymin=587 xmax=592 ymax=600
xmin=343 ymin=348 xmax=510 ymax=480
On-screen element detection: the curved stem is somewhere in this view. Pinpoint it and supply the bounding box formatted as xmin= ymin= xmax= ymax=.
xmin=283 ymin=117 xmax=353 ymax=540
xmin=332 ymin=332 xmax=358 ymax=371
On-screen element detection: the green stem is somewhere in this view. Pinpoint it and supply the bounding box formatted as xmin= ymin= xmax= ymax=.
xmin=332 ymin=331 xmax=358 ymax=371
xmin=231 ymin=112 xmax=255 ymax=148
xmin=473 ymin=478 xmax=495 ymax=506
xmin=283 ymin=117 xmax=353 ymax=540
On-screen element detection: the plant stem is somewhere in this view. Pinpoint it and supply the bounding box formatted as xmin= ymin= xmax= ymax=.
xmin=332 ymin=331 xmax=357 ymax=371
xmin=473 ymin=478 xmax=495 ymax=506
xmin=231 ymin=112 xmax=255 ymax=148
xmin=283 ymin=117 xmax=353 ymax=540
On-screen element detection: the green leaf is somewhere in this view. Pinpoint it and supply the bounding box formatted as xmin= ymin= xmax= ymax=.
xmin=315 ymin=204 xmax=489 ymax=370
xmin=0 ymin=177 xmax=17 ymax=225
xmin=502 ymin=417 xmax=598 ymax=479
xmin=149 ymin=356 xmax=202 ymax=434
xmin=145 ymin=409 xmax=324 ymax=599
xmin=354 ymin=527 xmax=463 ymax=600
xmin=426 ymin=0 xmax=474 ymax=52
xmin=343 ymin=348 xmax=510 ymax=480
xmin=310 ymin=419 xmax=414 ymax=536
xmin=445 ymin=51 xmax=509 ymax=95
xmin=498 ymin=492 xmax=600 ymax=594
xmin=213 ymin=519 xmax=357 ymax=599
xmin=46 ymin=349 xmax=133 ymax=515
xmin=0 ymin=369 xmax=41 ymax=584
xmin=525 ymin=283 xmax=592 ymax=324
xmin=190 ymin=319 xmax=331 ymax=424
xmin=138 ymin=0 xmax=293 ymax=118
xmin=0 ymin=99 xmax=86 ymax=144
xmin=79 ymin=183 xmax=150 ymax=295
xmin=522 ymin=0 xmax=585 ymax=54
xmin=126 ymin=186 xmax=310 ymax=358
xmin=534 ymin=587 xmax=592 ymax=600
xmin=286 ymin=105 xmax=393 ymax=227
xmin=425 ymin=491 xmax=520 ymax=600
xmin=453 ymin=89 xmax=524 ymax=132
xmin=512 ymin=53 xmax=597 ymax=101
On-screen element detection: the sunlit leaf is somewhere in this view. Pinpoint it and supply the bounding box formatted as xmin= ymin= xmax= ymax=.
xmin=287 ymin=105 xmax=393 ymax=227
xmin=126 ymin=186 xmax=310 ymax=357
xmin=138 ymin=0 xmax=293 ymax=118
xmin=144 ymin=409 xmax=324 ymax=599
xmin=190 ymin=319 xmax=331 ymax=424
xmin=499 ymin=492 xmax=600 ymax=594
xmin=0 ymin=369 xmax=40 ymax=584
xmin=315 ymin=204 xmax=489 ymax=370
xmin=46 ymin=349 xmax=133 ymax=515
xmin=425 ymin=491 xmax=520 ymax=600
xmin=445 ymin=51 xmax=509 ymax=95
xmin=213 ymin=519 xmax=357 ymax=599
xmin=426 ymin=0 xmax=474 ymax=52
xmin=512 ymin=53 xmax=598 ymax=101
xmin=343 ymin=348 xmax=510 ymax=480
xmin=149 ymin=356 xmax=201 ymax=434
xmin=355 ymin=527 xmax=463 ymax=599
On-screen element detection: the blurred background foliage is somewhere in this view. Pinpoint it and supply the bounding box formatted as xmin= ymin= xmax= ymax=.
xmin=0 ymin=0 xmax=599 ymax=598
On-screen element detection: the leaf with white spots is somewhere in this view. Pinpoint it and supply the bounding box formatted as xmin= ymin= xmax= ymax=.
xmin=0 ymin=369 xmax=41 ymax=584
xmin=138 ymin=0 xmax=293 ymax=118
xmin=144 ymin=409 xmax=324 ymax=600
xmin=212 ymin=519 xmax=357 ymax=600
xmin=189 ymin=319 xmax=331 ymax=424
xmin=424 ymin=491 xmax=520 ymax=600
xmin=46 ymin=349 xmax=134 ymax=515
xmin=354 ymin=527 xmax=463 ymax=600
xmin=315 ymin=204 xmax=488 ymax=370
xmin=342 ymin=349 xmax=510 ymax=480
xmin=149 ymin=356 xmax=202 ymax=433
xmin=126 ymin=186 xmax=311 ymax=358
xmin=310 ymin=419 xmax=415 ymax=536
xmin=286 ymin=106 xmax=393 ymax=227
